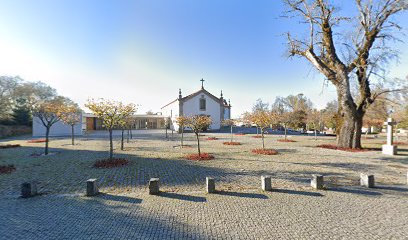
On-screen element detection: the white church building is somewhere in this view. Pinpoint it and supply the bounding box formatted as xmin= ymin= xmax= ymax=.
xmin=161 ymin=79 xmax=231 ymax=131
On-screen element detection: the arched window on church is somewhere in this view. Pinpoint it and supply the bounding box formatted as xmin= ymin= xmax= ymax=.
xmin=199 ymin=96 xmax=206 ymax=111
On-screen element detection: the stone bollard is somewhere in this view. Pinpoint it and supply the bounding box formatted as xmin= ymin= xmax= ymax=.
xmin=21 ymin=182 xmax=38 ymax=198
xmin=149 ymin=178 xmax=160 ymax=195
xmin=86 ymin=179 xmax=99 ymax=196
xmin=360 ymin=173 xmax=375 ymax=188
xmin=261 ymin=175 xmax=272 ymax=191
xmin=206 ymin=177 xmax=215 ymax=193
xmin=311 ymin=175 xmax=324 ymax=190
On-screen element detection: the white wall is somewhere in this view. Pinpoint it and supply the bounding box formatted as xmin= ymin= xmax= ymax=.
xmin=183 ymin=93 xmax=221 ymax=130
xmin=32 ymin=116 xmax=83 ymax=137
xmin=161 ymin=100 xmax=180 ymax=131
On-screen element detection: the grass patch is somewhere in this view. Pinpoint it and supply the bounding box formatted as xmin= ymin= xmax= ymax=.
xmin=0 ymin=165 xmax=16 ymax=174
xmin=93 ymin=158 xmax=129 ymax=168
xmin=277 ymin=139 xmax=297 ymax=142
xmin=0 ymin=144 xmax=21 ymax=149
xmin=223 ymin=142 xmax=241 ymax=145
xmin=251 ymin=149 xmax=278 ymax=155
xmin=185 ymin=153 xmax=215 ymax=161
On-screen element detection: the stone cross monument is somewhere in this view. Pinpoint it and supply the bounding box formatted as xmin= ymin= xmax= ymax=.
xmin=382 ymin=118 xmax=397 ymax=155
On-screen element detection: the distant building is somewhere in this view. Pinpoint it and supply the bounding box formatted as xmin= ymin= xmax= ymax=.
xmin=161 ymin=79 xmax=231 ymax=131
xmin=33 ymin=113 xmax=166 ymax=137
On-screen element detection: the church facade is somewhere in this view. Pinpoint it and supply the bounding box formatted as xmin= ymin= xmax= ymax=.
xmin=161 ymin=80 xmax=231 ymax=131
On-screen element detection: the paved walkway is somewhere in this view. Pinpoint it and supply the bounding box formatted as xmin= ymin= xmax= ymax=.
xmin=2 ymin=186 xmax=408 ymax=240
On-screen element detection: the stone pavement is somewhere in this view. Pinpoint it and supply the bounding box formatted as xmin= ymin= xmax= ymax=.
xmin=1 ymin=185 xmax=408 ymax=240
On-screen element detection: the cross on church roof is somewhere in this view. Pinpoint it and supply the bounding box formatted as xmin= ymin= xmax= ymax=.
xmin=200 ymin=78 xmax=205 ymax=89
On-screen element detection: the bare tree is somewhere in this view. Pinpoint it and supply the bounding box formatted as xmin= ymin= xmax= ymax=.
xmin=284 ymin=0 xmax=407 ymax=148
xmin=86 ymin=99 xmax=136 ymax=159
xmin=33 ymin=96 xmax=73 ymax=155
xmin=59 ymin=105 xmax=82 ymax=145
xmin=185 ymin=115 xmax=212 ymax=156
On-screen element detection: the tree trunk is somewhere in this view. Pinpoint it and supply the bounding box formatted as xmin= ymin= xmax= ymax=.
xmin=45 ymin=126 xmax=50 ymax=155
xmin=261 ymin=131 xmax=265 ymax=149
xmin=181 ymin=127 xmax=184 ymax=147
xmin=352 ymin=114 xmax=363 ymax=149
xmin=284 ymin=125 xmax=287 ymax=141
xmin=121 ymin=129 xmax=124 ymax=150
xmin=165 ymin=128 xmax=168 ymax=139
xmin=230 ymin=125 xmax=233 ymax=142
xmin=127 ymin=129 xmax=130 ymax=143
xmin=109 ymin=129 xmax=113 ymax=159
xmin=71 ymin=125 xmax=75 ymax=145
xmin=130 ymin=126 xmax=133 ymax=139
xmin=196 ymin=133 xmax=201 ymax=156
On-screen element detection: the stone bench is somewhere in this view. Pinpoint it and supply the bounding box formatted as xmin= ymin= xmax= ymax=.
xmin=21 ymin=182 xmax=38 ymax=198
xmin=360 ymin=173 xmax=375 ymax=188
xmin=206 ymin=177 xmax=215 ymax=193
xmin=261 ymin=175 xmax=272 ymax=191
xmin=311 ymin=175 xmax=324 ymax=190
xmin=86 ymin=179 xmax=99 ymax=196
xmin=149 ymin=178 xmax=160 ymax=195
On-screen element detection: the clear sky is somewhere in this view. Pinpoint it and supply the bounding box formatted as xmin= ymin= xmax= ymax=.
xmin=0 ymin=0 xmax=407 ymax=117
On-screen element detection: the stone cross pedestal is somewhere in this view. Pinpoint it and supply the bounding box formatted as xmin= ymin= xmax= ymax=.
xmin=382 ymin=118 xmax=397 ymax=155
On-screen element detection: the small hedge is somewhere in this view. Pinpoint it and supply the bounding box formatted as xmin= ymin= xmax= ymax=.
xmin=0 ymin=165 xmax=16 ymax=174
xmin=317 ymin=144 xmax=370 ymax=152
xmin=223 ymin=142 xmax=241 ymax=145
xmin=0 ymin=144 xmax=21 ymax=149
xmin=277 ymin=139 xmax=297 ymax=142
xmin=251 ymin=148 xmax=278 ymax=155
xmin=28 ymin=139 xmax=47 ymax=143
xmin=185 ymin=153 xmax=214 ymax=161
xmin=234 ymin=133 xmax=246 ymax=136
xmin=94 ymin=158 xmax=129 ymax=168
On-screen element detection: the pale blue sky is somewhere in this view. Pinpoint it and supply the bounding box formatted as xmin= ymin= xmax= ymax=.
xmin=0 ymin=0 xmax=407 ymax=117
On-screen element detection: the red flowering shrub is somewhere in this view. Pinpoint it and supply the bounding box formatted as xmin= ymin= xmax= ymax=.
xmin=382 ymin=141 xmax=407 ymax=146
xmin=185 ymin=153 xmax=215 ymax=161
xmin=277 ymin=139 xmax=297 ymax=142
xmin=0 ymin=144 xmax=21 ymax=149
xmin=94 ymin=158 xmax=129 ymax=168
xmin=317 ymin=144 xmax=371 ymax=152
xmin=223 ymin=142 xmax=241 ymax=145
xmin=251 ymin=136 xmax=263 ymax=138
xmin=0 ymin=165 xmax=16 ymax=174
xmin=251 ymin=149 xmax=278 ymax=155
xmin=234 ymin=133 xmax=246 ymax=136
xmin=206 ymin=137 xmax=218 ymax=140
xmin=27 ymin=139 xmax=47 ymax=143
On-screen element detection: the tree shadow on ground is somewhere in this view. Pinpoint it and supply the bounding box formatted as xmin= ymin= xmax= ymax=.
xmin=158 ymin=192 xmax=207 ymax=202
xmin=97 ymin=193 xmax=143 ymax=204
xmin=375 ymin=185 xmax=408 ymax=192
xmin=329 ymin=187 xmax=382 ymax=196
xmin=273 ymin=188 xmax=323 ymax=197
xmin=3 ymin=194 xmax=207 ymax=239
xmin=216 ymin=190 xmax=269 ymax=199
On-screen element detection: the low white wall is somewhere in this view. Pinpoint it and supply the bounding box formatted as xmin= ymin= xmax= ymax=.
xmin=32 ymin=117 xmax=83 ymax=137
